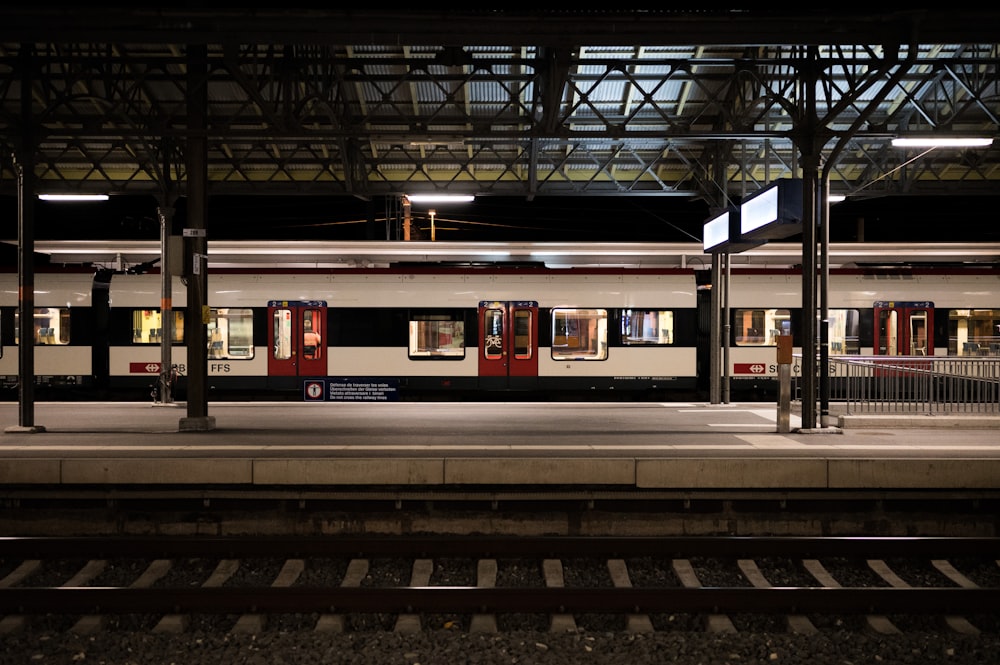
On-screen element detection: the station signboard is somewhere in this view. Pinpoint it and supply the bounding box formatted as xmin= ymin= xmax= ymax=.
xmin=739 ymin=178 xmax=804 ymax=241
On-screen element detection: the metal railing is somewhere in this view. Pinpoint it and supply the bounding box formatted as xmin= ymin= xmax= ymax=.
xmin=799 ymin=356 xmax=1000 ymax=415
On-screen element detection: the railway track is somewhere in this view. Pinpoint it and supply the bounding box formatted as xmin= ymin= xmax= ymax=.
xmin=3 ymin=536 xmax=999 ymax=635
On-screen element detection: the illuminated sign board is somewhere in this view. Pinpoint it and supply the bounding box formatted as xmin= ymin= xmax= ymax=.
xmin=703 ymin=209 xmax=765 ymax=254
xmin=739 ymin=179 xmax=803 ymax=240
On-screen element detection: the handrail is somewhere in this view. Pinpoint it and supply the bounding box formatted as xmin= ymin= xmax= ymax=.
xmin=795 ymin=355 xmax=1000 ymax=415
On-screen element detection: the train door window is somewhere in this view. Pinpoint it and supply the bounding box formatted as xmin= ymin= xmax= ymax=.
xmin=409 ymin=311 xmax=465 ymax=358
xmin=14 ymin=308 xmax=71 ymax=345
xmin=208 ymin=308 xmax=254 ymax=359
xmin=734 ymin=308 xmax=788 ymax=346
xmin=512 ymin=309 xmax=532 ymax=359
xmin=621 ymin=309 xmax=673 ymax=345
xmin=828 ymin=309 xmax=860 ymax=355
xmin=131 ymin=309 xmax=185 ymax=344
xmin=551 ymin=308 xmax=608 ymax=360
xmin=483 ymin=306 xmax=504 ymax=360
xmin=302 ymin=308 xmax=323 ymax=360
xmin=878 ymin=309 xmax=899 ymax=355
xmin=949 ymin=309 xmax=1000 ymax=356
xmin=273 ymin=308 xmax=293 ymax=360
xmin=909 ymin=309 xmax=929 ymax=356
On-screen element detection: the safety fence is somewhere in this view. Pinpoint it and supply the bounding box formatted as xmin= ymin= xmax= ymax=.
xmin=797 ymin=356 xmax=1000 ymax=415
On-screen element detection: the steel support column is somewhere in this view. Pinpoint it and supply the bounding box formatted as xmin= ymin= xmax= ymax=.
xmin=180 ymin=43 xmax=215 ymax=432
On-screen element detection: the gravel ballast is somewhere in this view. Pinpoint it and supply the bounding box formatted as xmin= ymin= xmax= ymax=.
xmin=3 ymin=628 xmax=1000 ymax=665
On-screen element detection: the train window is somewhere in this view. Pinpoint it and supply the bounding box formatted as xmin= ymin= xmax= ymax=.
xmin=551 ymin=308 xmax=608 ymax=360
xmin=302 ymin=309 xmax=322 ymax=360
xmin=949 ymin=309 xmax=1000 ymax=356
xmin=14 ymin=308 xmax=71 ymax=345
xmin=621 ymin=309 xmax=673 ymax=345
xmin=828 ymin=309 xmax=860 ymax=355
xmin=273 ymin=308 xmax=293 ymax=360
xmin=513 ymin=309 xmax=532 ymax=359
xmin=483 ymin=307 xmax=503 ymax=360
xmin=734 ymin=308 xmax=789 ymax=346
xmin=131 ymin=309 xmax=184 ymax=344
xmin=409 ymin=313 xmax=465 ymax=358
xmin=208 ymin=308 xmax=254 ymax=359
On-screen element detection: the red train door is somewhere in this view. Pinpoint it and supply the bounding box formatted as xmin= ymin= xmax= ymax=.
xmin=267 ymin=300 xmax=328 ymax=378
xmin=478 ymin=300 xmax=539 ymax=390
xmin=873 ymin=301 xmax=933 ymax=356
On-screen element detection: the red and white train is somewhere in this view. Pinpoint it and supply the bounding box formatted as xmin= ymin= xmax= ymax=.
xmin=2 ymin=240 xmax=998 ymax=401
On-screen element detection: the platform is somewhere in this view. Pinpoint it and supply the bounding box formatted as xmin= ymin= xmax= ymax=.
xmin=0 ymin=401 xmax=998 ymax=492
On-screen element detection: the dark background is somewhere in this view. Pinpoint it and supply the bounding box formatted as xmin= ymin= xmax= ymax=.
xmin=3 ymin=192 xmax=1000 ymax=244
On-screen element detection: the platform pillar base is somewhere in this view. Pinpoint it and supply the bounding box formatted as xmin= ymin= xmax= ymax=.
xmin=178 ymin=416 xmax=216 ymax=432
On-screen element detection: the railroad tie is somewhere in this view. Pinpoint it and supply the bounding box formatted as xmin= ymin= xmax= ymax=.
xmin=154 ymin=558 xmax=240 ymax=633
xmin=232 ymin=559 xmax=305 ymax=634
xmin=930 ymin=559 xmax=981 ymax=635
xmin=802 ymin=559 xmax=899 ymax=635
xmin=73 ymin=559 xmax=173 ymax=635
xmin=606 ymin=559 xmax=654 ymax=633
xmin=469 ymin=559 xmax=499 ymax=633
xmin=315 ymin=558 xmax=369 ymax=632
xmin=49 ymin=560 xmax=106 ymax=635
xmin=672 ymin=559 xmax=736 ymax=633
xmin=0 ymin=560 xmax=42 ymax=634
xmin=394 ymin=558 xmax=434 ymax=633
xmin=737 ymin=559 xmax=817 ymax=635
xmin=543 ymin=559 xmax=577 ymax=633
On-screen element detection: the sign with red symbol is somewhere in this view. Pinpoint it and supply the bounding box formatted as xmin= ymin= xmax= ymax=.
xmin=734 ymin=362 xmax=769 ymax=375
xmin=303 ymin=380 xmax=325 ymax=401
xmin=130 ymin=362 xmax=161 ymax=374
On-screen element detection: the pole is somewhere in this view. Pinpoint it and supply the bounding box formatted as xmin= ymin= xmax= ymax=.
xmin=179 ymin=43 xmax=215 ymax=431
xmin=157 ymin=205 xmax=175 ymax=405
xmin=9 ymin=43 xmax=44 ymax=433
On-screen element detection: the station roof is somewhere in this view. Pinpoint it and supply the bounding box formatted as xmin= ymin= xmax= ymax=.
xmin=1 ymin=9 xmax=999 ymax=240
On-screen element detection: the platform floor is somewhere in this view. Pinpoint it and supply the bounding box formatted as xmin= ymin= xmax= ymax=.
xmin=1 ymin=401 xmax=998 ymax=491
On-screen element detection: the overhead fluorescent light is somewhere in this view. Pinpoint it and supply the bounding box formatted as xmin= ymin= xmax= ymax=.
xmin=891 ymin=137 xmax=994 ymax=148
xmin=829 ymin=194 xmax=846 ymax=202
xmin=38 ymin=194 xmax=110 ymax=201
xmin=406 ymin=194 xmax=475 ymax=203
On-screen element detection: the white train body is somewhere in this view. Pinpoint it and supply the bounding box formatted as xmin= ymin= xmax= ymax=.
xmin=1 ymin=246 xmax=997 ymax=401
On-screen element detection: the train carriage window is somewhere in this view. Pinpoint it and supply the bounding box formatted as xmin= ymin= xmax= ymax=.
xmin=273 ymin=308 xmax=293 ymax=360
xmin=409 ymin=312 xmax=465 ymax=358
xmin=735 ymin=308 xmax=789 ymax=346
xmin=828 ymin=309 xmax=860 ymax=355
xmin=14 ymin=308 xmax=71 ymax=345
xmin=621 ymin=309 xmax=673 ymax=345
xmin=949 ymin=309 xmax=1000 ymax=356
xmin=208 ymin=308 xmax=254 ymax=359
xmin=551 ymin=308 xmax=608 ymax=360
xmin=513 ymin=309 xmax=532 ymax=359
xmin=130 ymin=309 xmax=184 ymax=344
xmin=483 ymin=307 xmax=503 ymax=360
xmin=302 ymin=308 xmax=322 ymax=360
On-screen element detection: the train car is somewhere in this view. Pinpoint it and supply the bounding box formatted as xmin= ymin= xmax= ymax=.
xmin=721 ymin=267 xmax=1000 ymax=398
xmin=1 ymin=241 xmax=998 ymax=401
xmin=0 ymin=270 xmax=96 ymax=393
xmin=2 ymin=264 xmax=700 ymax=401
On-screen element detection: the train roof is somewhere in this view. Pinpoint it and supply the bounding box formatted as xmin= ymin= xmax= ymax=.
xmin=6 ymin=239 xmax=1000 ymax=271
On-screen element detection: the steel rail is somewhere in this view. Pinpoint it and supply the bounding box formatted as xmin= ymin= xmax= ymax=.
xmin=3 ymin=535 xmax=1000 ymax=558
xmin=2 ymin=586 xmax=998 ymax=615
